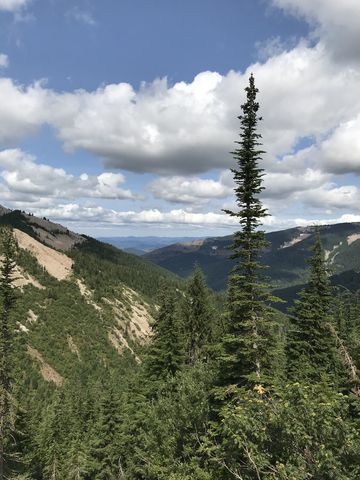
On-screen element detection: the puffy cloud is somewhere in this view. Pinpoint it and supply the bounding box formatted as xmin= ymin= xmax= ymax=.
xmin=263 ymin=169 xmax=330 ymax=199
xmin=272 ymin=0 xmax=360 ymax=25
xmin=0 ymin=0 xmax=30 ymax=11
xmin=273 ymin=114 xmax=360 ymax=176
xmin=319 ymin=115 xmax=360 ymax=174
xmin=251 ymin=43 xmax=360 ymax=161
xmin=0 ymin=41 xmax=359 ymax=178
xmin=20 ymin=201 xmax=360 ymax=235
xmin=0 ymin=54 xmax=8 ymax=68
xmin=0 ymin=73 xmax=233 ymax=174
xmin=149 ymin=172 xmax=233 ymax=204
xmin=0 ymin=79 xmax=50 ymax=143
xmin=271 ymin=0 xmax=360 ymax=62
xmin=50 ymin=72 xmax=234 ymax=174
xmin=49 ymin=47 xmax=360 ymax=174
xmin=0 ymin=149 xmax=137 ymax=203
xmin=149 ymin=167 xmax=332 ymax=206
xmin=301 ymin=185 xmax=360 ymax=211
xmin=28 ymin=204 xmax=242 ymax=228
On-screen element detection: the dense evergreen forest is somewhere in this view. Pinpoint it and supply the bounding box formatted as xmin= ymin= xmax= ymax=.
xmin=1 ymin=75 xmax=360 ymax=479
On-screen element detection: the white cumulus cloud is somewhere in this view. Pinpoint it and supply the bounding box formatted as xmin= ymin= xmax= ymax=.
xmin=263 ymin=169 xmax=330 ymax=199
xmin=50 ymin=48 xmax=360 ymax=174
xmin=0 ymin=149 xmax=137 ymax=204
xmin=301 ymin=185 xmax=360 ymax=211
xmin=319 ymin=115 xmax=360 ymax=174
xmin=271 ymin=0 xmax=360 ymax=62
xmin=0 ymin=40 xmax=359 ymax=180
xmin=0 ymin=0 xmax=30 ymax=11
xmin=27 ymin=204 xmax=243 ymax=228
xmin=149 ymin=172 xmax=233 ymax=204
xmin=49 ymin=72 xmax=232 ymax=174
xmin=0 ymin=79 xmax=50 ymax=143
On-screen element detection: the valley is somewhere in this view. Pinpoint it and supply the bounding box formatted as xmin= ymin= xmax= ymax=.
xmin=145 ymin=223 xmax=360 ymax=294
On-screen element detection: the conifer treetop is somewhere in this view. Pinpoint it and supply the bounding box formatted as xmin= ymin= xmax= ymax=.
xmin=220 ymin=74 xmax=276 ymax=390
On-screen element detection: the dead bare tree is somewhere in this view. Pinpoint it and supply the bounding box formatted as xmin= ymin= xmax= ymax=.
xmin=327 ymin=322 xmax=360 ymax=396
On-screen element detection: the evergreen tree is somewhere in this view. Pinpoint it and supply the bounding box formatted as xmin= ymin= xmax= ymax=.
xmin=181 ymin=265 xmax=213 ymax=365
xmin=221 ymin=74 xmax=275 ymax=389
xmin=0 ymin=227 xmax=17 ymax=479
xmin=207 ymin=382 xmax=360 ymax=479
xmin=286 ymin=231 xmax=339 ymax=382
xmin=36 ymin=390 xmax=67 ymax=479
xmin=63 ymin=385 xmax=92 ymax=479
xmin=89 ymin=386 xmax=121 ymax=480
xmin=145 ymin=282 xmax=183 ymax=382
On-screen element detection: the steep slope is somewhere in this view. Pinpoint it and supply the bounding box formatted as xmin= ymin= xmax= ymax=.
xmin=0 ymin=207 xmax=180 ymax=389
xmin=0 ymin=208 xmax=84 ymax=250
xmin=14 ymin=229 xmax=73 ymax=280
xmin=145 ymin=223 xmax=360 ymax=291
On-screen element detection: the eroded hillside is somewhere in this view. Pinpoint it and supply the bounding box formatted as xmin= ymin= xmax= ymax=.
xmin=0 ymin=207 xmax=178 ymax=389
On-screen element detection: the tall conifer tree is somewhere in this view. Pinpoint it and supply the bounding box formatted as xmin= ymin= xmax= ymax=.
xmin=89 ymin=387 xmax=121 ymax=480
xmin=145 ymin=283 xmax=183 ymax=382
xmin=286 ymin=231 xmax=339 ymax=382
xmin=221 ymin=74 xmax=275 ymax=389
xmin=181 ymin=265 xmax=213 ymax=365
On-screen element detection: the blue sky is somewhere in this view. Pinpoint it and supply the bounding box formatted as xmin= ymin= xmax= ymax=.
xmin=0 ymin=0 xmax=360 ymax=236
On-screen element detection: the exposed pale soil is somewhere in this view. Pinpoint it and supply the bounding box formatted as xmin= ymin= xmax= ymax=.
xmin=76 ymin=279 xmax=101 ymax=310
xmin=13 ymin=265 xmax=45 ymax=290
xmin=280 ymin=233 xmax=311 ymax=249
xmin=347 ymin=233 xmax=360 ymax=246
xmin=14 ymin=229 xmax=73 ymax=281
xmin=105 ymin=286 xmax=153 ymax=343
xmin=16 ymin=322 xmax=29 ymax=333
xmin=108 ymin=328 xmax=140 ymax=363
xmin=27 ymin=346 xmax=64 ymax=386
xmin=67 ymin=335 xmax=81 ymax=360
xmin=27 ymin=309 xmax=39 ymax=323
xmin=324 ymin=241 xmax=343 ymax=262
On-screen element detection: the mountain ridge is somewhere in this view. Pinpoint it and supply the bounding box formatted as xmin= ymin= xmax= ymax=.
xmin=145 ymin=222 xmax=360 ymax=291
xmin=97 ymin=235 xmax=208 ymax=254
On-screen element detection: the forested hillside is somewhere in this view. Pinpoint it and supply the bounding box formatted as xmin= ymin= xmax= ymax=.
xmin=145 ymin=222 xmax=360 ymax=292
xmin=0 ymin=209 xmax=182 ymax=379
xmin=0 ymin=208 xmax=186 ymax=478
xmin=0 ymin=75 xmax=359 ymax=479
xmin=97 ymin=236 xmax=205 ymax=255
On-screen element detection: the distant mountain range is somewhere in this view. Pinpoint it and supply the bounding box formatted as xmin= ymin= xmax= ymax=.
xmin=98 ymin=236 xmax=207 ymax=255
xmin=144 ymin=223 xmax=360 ymax=294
